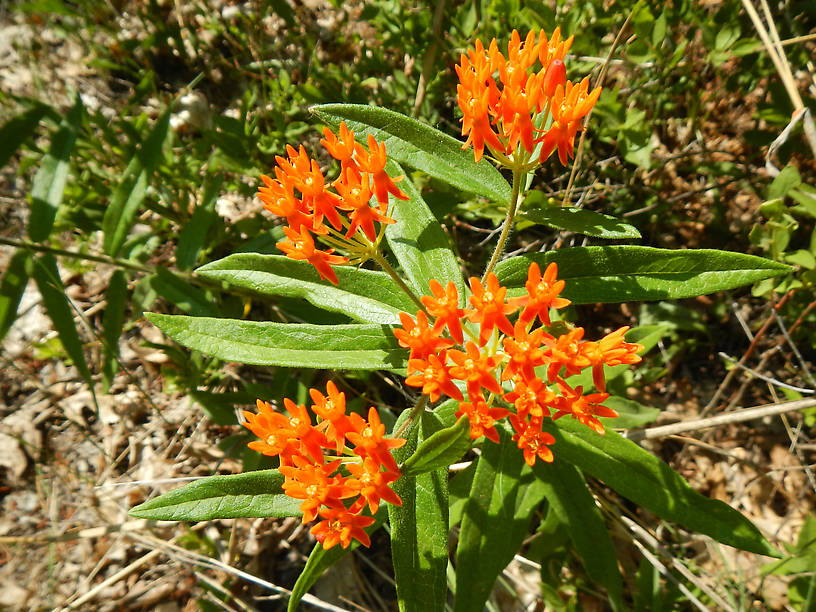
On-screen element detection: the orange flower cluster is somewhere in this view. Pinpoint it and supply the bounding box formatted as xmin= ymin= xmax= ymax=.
xmin=456 ymin=29 xmax=602 ymax=165
xmin=258 ymin=122 xmax=408 ymax=285
xmin=242 ymin=382 xmax=406 ymax=549
xmin=394 ymin=263 xmax=642 ymax=465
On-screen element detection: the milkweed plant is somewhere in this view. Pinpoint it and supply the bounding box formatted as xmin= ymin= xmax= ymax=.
xmin=130 ymin=29 xmax=787 ymax=610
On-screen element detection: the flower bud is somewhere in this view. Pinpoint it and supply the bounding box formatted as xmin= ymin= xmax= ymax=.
xmin=541 ymin=59 xmax=566 ymax=97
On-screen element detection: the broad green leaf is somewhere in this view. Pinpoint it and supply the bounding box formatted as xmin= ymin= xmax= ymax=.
xmin=197 ymin=253 xmax=415 ymax=324
xmin=0 ymin=250 xmax=32 ymax=344
xmin=32 ymin=254 xmax=93 ymax=386
xmin=400 ymin=416 xmax=471 ymax=477
xmin=101 ymin=269 xmax=128 ymax=391
xmin=390 ymin=410 xmax=449 ymax=612
xmin=768 ymin=165 xmax=801 ymax=200
xmin=496 ymin=247 xmax=791 ymax=303
xmin=541 ymin=418 xmax=779 ymax=556
xmin=311 ymin=103 xmax=512 ymax=204
xmin=522 ymin=207 xmax=641 ymax=239
xmin=533 ymin=460 xmax=622 ymax=603
xmin=0 ymin=103 xmax=49 ymax=169
xmin=176 ymin=174 xmax=223 ymax=270
xmin=288 ymin=510 xmax=387 ymax=612
xmin=128 ymin=469 xmax=301 ymax=521
xmin=601 ymin=396 xmax=660 ymax=429
xmin=102 ymin=111 xmax=171 ymax=256
xmin=385 ymin=160 xmax=466 ymax=299
xmin=454 ymin=424 xmax=548 ymax=612
xmin=145 ymin=313 xmax=406 ymax=370
xmin=29 ymin=94 xmax=83 ymax=242
xmin=149 ymin=268 xmax=219 ymax=317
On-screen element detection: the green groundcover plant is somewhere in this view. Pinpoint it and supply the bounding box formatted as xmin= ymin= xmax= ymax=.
xmin=128 ymin=28 xmax=787 ymax=610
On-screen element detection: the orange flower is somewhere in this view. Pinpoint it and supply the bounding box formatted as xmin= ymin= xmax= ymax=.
xmin=513 ymin=261 xmax=570 ymax=326
xmin=421 ymin=279 xmax=466 ymax=344
xmin=501 ymin=320 xmax=548 ymax=382
xmin=456 ymin=28 xmax=596 ymax=167
xmin=467 ymin=273 xmax=516 ymax=345
xmin=309 ymin=381 xmax=352 ymax=453
xmin=538 ymin=77 xmax=602 ymax=165
xmin=542 ymin=326 xmax=591 ymax=383
xmin=277 ymin=226 xmax=348 ymax=285
xmin=354 ymin=133 xmax=409 ymax=207
xmin=552 ymin=379 xmax=617 ymax=434
xmin=345 ymin=457 xmax=402 ymax=514
xmin=580 ymin=327 xmax=643 ymax=392
xmin=456 ymin=393 xmax=510 ymax=443
xmin=321 ymin=122 xmax=358 ymax=172
xmin=503 ymin=375 xmax=556 ymax=420
xmin=242 ymin=383 xmax=405 ymax=550
xmin=393 ymin=310 xmax=453 ymax=360
xmin=448 ymin=341 xmax=503 ymax=397
xmin=346 ymin=407 xmax=406 ymax=474
xmin=509 ymin=416 xmax=555 ymax=465
xmin=334 ymin=168 xmax=394 ymax=241
xmin=311 ymin=505 xmax=376 ymax=549
xmin=405 ymin=351 xmax=463 ymax=402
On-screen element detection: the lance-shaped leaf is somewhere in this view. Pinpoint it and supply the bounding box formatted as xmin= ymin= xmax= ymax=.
xmin=145 ymin=313 xmax=406 ymax=370
xmin=454 ymin=424 xmax=548 ymax=612
xmin=522 ymin=206 xmax=641 ymax=239
xmin=540 ymin=418 xmax=779 ymax=556
xmin=196 ymin=253 xmax=415 ymax=324
xmin=311 ymin=103 xmax=512 ymax=205
xmin=389 ymin=410 xmax=449 ymax=612
xmin=0 ymin=103 xmax=51 ymax=169
xmin=533 ymin=460 xmax=622 ymax=604
xmin=176 ymin=174 xmax=223 ymax=270
xmin=149 ymin=267 xmax=220 ymax=317
xmin=0 ymin=250 xmax=32 ymax=344
xmin=496 ymin=246 xmax=791 ymax=303
xmin=102 ymin=110 xmax=171 ymax=256
xmin=101 ymin=269 xmax=128 ymax=391
xmin=128 ymin=470 xmax=301 ymax=521
xmin=32 ymin=254 xmax=93 ymax=386
xmin=400 ymin=416 xmax=471 ymax=478
xmin=29 ymin=94 xmax=83 ymax=242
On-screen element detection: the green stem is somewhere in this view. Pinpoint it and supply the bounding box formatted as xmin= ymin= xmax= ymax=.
xmin=0 ymin=236 xmax=152 ymax=273
xmin=482 ymin=165 xmax=523 ymax=281
xmin=394 ymin=394 xmax=428 ymax=439
xmin=372 ymin=251 xmax=426 ymax=313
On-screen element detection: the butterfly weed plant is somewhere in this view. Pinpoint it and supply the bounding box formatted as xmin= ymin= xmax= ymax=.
xmin=129 ymin=28 xmax=789 ymax=611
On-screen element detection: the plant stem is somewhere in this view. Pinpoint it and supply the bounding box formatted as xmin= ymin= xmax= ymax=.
xmin=0 ymin=236 xmax=152 ymax=272
xmin=394 ymin=394 xmax=428 ymax=439
xmin=482 ymin=165 xmax=523 ymax=281
xmin=372 ymin=251 xmax=426 ymax=313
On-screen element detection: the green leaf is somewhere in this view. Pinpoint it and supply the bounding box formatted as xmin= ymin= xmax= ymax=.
xmin=128 ymin=469 xmax=301 ymax=521
xmin=32 ymin=254 xmax=93 ymax=386
xmin=389 ymin=411 xmax=449 ymax=612
xmin=601 ymin=396 xmax=660 ymax=429
xmin=401 ymin=416 xmax=471 ymax=477
xmin=29 ymin=94 xmax=83 ymax=242
xmin=522 ymin=207 xmax=641 ymax=239
xmin=496 ymin=247 xmax=791 ymax=303
xmin=0 ymin=103 xmax=49 ymax=169
xmin=176 ymin=174 xmax=223 ymax=270
xmin=149 ymin=268 xmax=219 ymax=317
xmin=197 ymin=253 xmax=415 ymax=324
xmin=385 ymin=160 xmax=467 ymax=298
xmin=0 ymin=249 xmax=32 ymax=344
xmin=102 ymin=111 xmax=171 ymax=256
xmin=311 ymin=103 xmax=512 ymax=204
xmin=454 ymin=424 xmax=548 ymax=612
xmin=540 ymin=418 xmax=780 ymax=556
xmin=768 ymin=165 xmax=801 ymax=200
xmin=288 ymin=510 xmax=387 ymax=612
xmin=101 ymin=269 xmax=128 ymax=391
xmin=533 ymin=459 xmax=622 ymax=603
xmin=145 ymin=313 xmax=406 ymax=370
